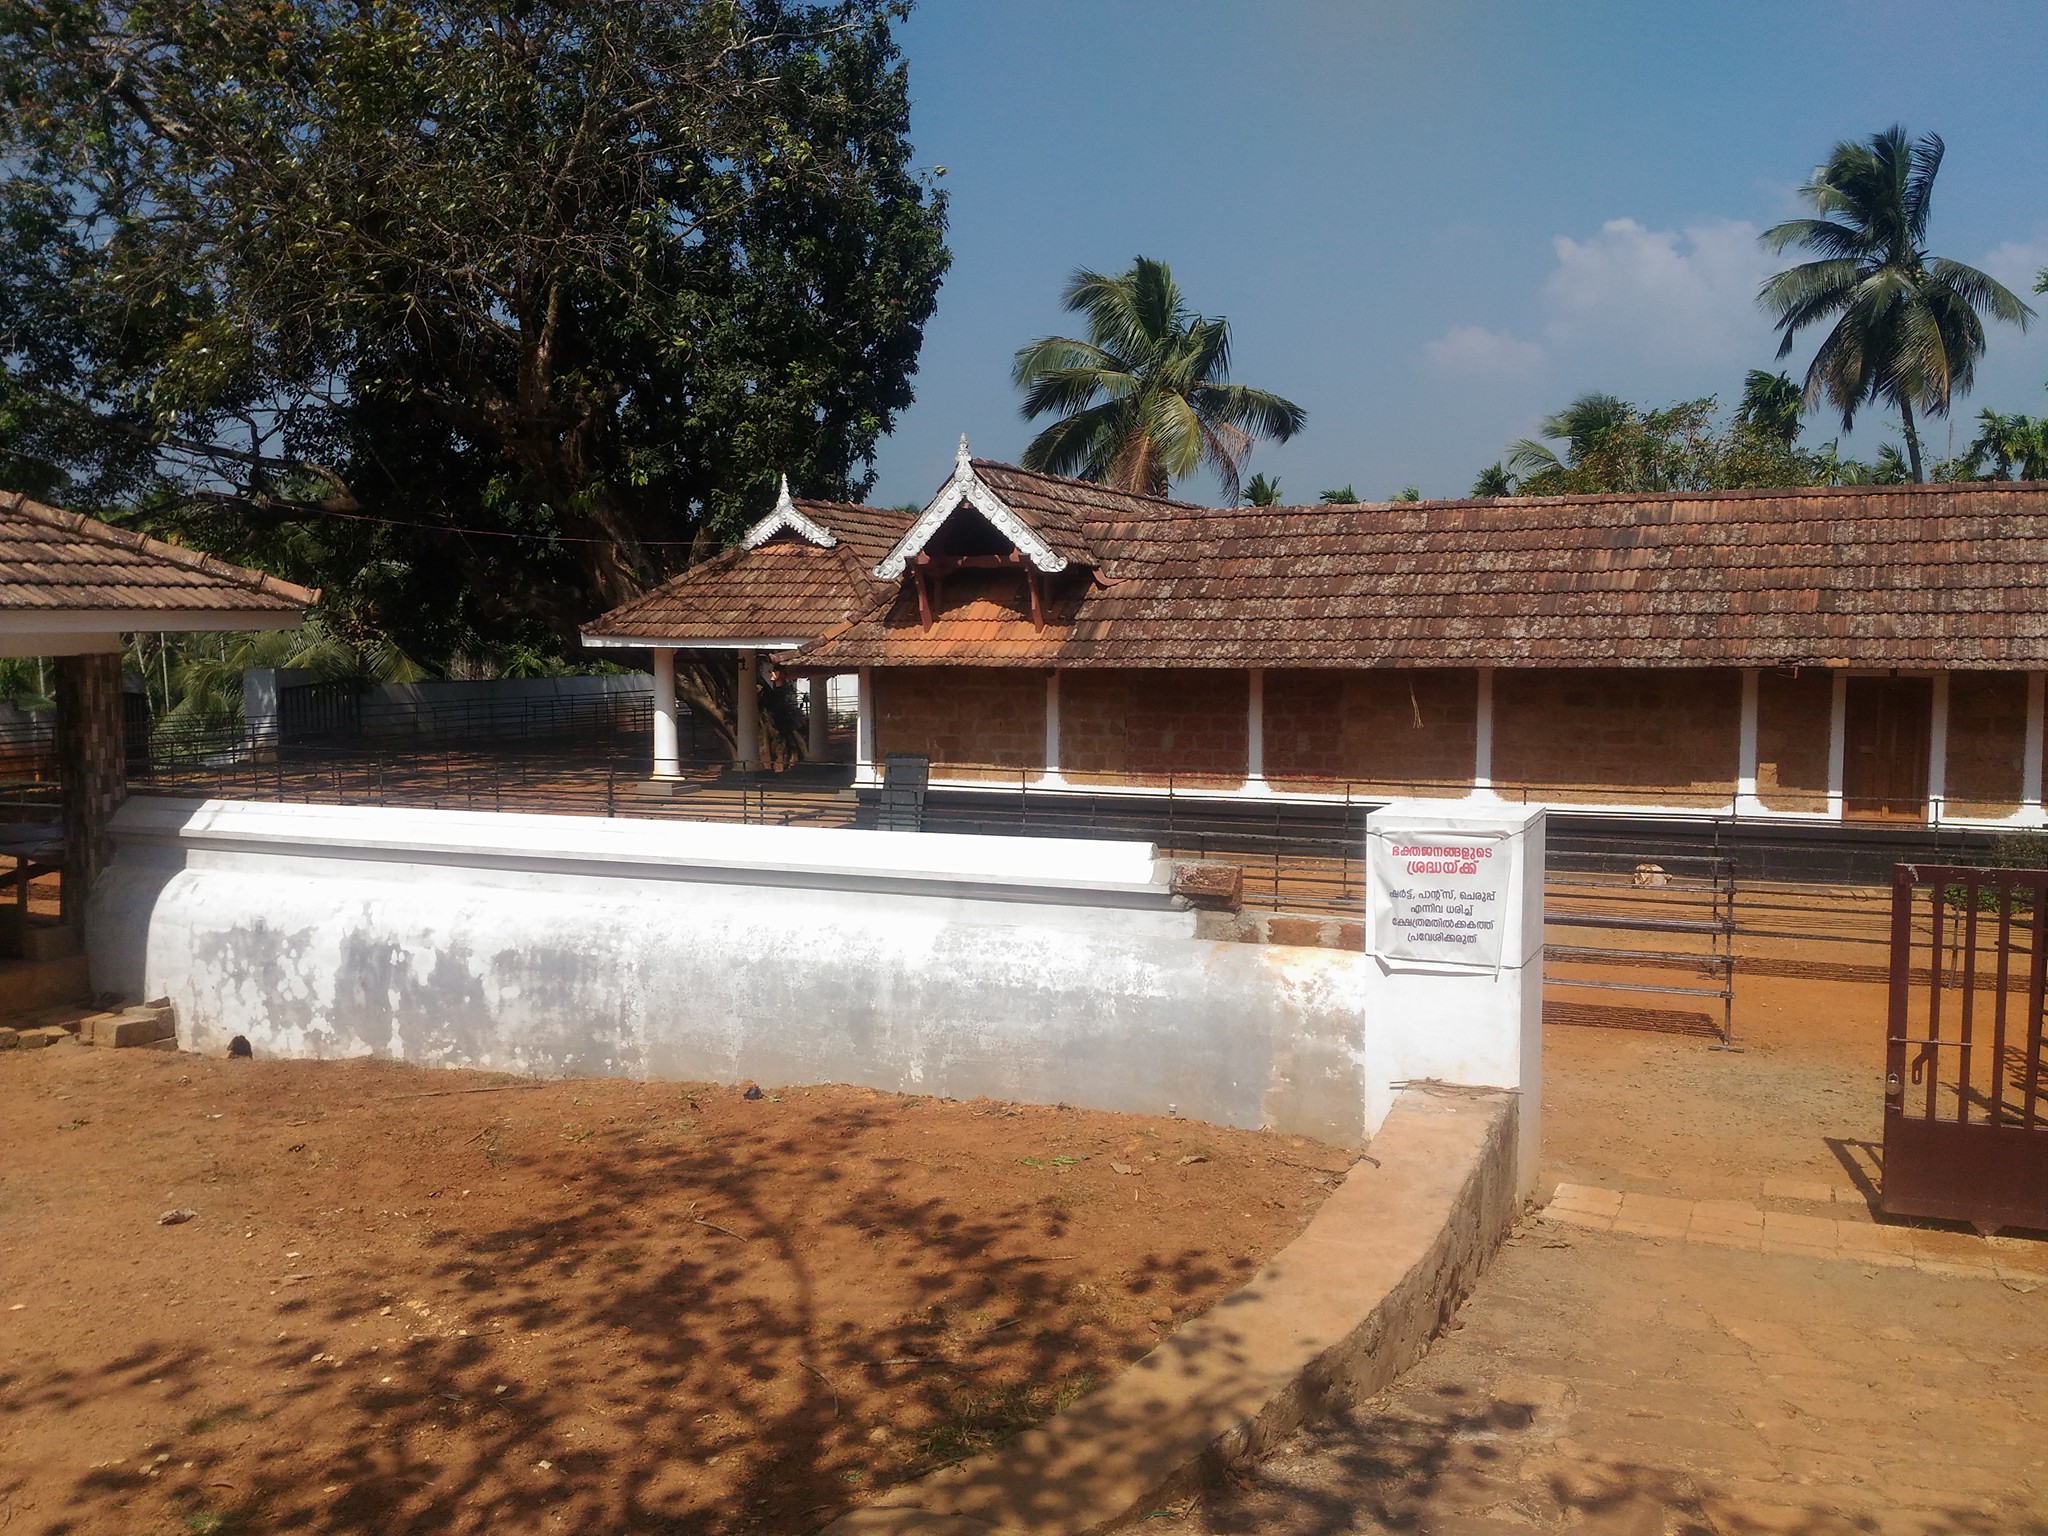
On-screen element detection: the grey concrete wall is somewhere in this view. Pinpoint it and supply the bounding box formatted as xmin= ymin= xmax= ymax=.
xmin=88 ymin=798 xmax=1383 ymax=1144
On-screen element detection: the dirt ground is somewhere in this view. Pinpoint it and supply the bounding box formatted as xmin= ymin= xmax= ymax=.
xmin=1151 ymin=906 xmax=2048 ymax=1535
xmin=0 ymin=1048 xmax=1347 ymax=1536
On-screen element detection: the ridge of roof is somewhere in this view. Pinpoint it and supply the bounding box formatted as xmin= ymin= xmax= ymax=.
xmin=2 ymin=490 xmax=321 ymax=609
xmin=874 ymin=438 xmax=1080 ymax=578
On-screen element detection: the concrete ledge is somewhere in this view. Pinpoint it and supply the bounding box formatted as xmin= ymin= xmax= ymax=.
xmin=106 ymin=797 xmax=1179 ymax=909
xmin=822 ymin=1084 xmax=1521 ymax=1536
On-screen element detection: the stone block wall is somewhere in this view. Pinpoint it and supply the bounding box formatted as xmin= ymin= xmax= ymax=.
xmin=1494 ymin=668 xmax=1741 ymax=807
xmin=1061 ymin=669 xmax=1250 ymax=786
xmin=1756 ymin=669 xmax=1832 ymax=813
xmin=1264 ymin=669 xmax=1477 ymax=794
xmin=1946 ymin=672 xmax=2029 ymax=818
xmin=872 ymin=667 xmax=1045 ymax=775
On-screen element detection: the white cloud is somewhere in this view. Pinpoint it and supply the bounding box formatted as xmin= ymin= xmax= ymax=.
xmin=1979 ymin=236 xmax=2048 ymax=296
xmin=1540 ymin=216 xmax=1776 ymax=368
xmin=1422 ymin=323 xmax=1545 ymax=379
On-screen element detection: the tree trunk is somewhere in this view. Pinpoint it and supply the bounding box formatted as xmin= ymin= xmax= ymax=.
xmin=670 ymin=655 xmax=803 ymax=772
xmin=1900 ymin=396 xmax=1925 ymax=483
xmin=54 ymin=652 xmax=127 ymax=928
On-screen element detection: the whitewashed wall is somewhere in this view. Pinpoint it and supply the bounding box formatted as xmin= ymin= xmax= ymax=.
xmin=88 ymin=798 xmax=1541 ymax=1160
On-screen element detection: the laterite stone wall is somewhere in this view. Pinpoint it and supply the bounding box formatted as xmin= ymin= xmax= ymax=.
xmin=1494 ymin=668 xmax=1740 ymax=807
xmin=1061 ymin=669 xmax=1250 ymax=787
xmin=873 ymin=668 xmax=1045 ymax=776
xmin=1264 ymin=669 xmax=1477 ymax=795
xmin=1946 ymin=672 xmax=2029 ymax=819
xmin=54 ymin=651 xmax=126 ymax=926
xmin=1756 ymin=669 xmax=1832 ymax=814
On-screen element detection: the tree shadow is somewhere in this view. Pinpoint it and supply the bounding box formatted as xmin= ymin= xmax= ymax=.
xmin=1163 ymin=1381 xmax=2048 ymax=1536
xmin=31 ymin=1079 xmax=1288 ymax=1535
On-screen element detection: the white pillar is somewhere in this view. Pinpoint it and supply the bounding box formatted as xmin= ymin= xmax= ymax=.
xmin=2024 ymin=673 xmax=2045 ymax=825
xmin=1927 ymin=671 xmax=1949 ymax=826
xmin=855 ymin=666 xmax=876 ymax=784
xmin=1245 ymin=667 xmax=1267 ymax=791
xmin=1041 ymin=670 xmax=1065 ymax=786
xmin=1826 ymin=670 xmax=1848 ymax=820
xmin=805 ymin=676 xmax=829 ymax=760
xmin=1471 ymin=667 xmax=1496 ymax=799
xmin=1735 ymin=667 xmax=1761 ymax=817
xmin=734 ymin=650 xmax=760 ymax=771
xmin=651 ymin=648 xmax=681 ymax=777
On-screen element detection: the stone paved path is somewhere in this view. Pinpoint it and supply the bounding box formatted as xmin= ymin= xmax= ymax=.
xmin=1142 ymin=1001 xmax=2048 ymax=1536
xmin=1146 ymin=1219 xmax=2047 ymax=1535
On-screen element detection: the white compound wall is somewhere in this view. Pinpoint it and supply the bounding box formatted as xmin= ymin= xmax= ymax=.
xmin=88 ymin=797 xmax=1542 ymax=1177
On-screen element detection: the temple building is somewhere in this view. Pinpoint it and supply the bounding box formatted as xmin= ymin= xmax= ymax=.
xmin=585 ymin=437 xmax=2048 ymax=831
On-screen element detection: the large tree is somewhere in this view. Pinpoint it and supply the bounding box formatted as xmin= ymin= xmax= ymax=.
xmin=0 ymin=0 xmax=948 ymax=673
xmin=1759 ymin=126 xmax=2030 ymax=482
xmin=1011 ymin=256 xmax=1304 ymax=502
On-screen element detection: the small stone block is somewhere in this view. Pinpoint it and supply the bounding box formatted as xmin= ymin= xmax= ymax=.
xmin=0 ymin=1027 xmax=17 ymax=1050
xmin=1550 ymin=1183 xmax=1624 ymax=1215
xmin=1619 ymin=1192 xmax=1695 ymax=1223
xmin=17 ymin=1026 xmax=67 ymax=1048
xmin=104 ymin=1015 xmax=175 ymax=1056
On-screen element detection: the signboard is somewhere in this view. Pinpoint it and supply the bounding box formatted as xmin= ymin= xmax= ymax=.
xmin=1367 ymin=827 xmax=1514 ymax=971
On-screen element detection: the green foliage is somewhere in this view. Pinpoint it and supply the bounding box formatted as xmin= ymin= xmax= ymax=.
xmin=0 ymin=0 xmax=949 ymax=668
xmin=1388 ymin=486 xmax=1421 ymax=502
xmin=1962 ymin=408 xmax=2048 ymax=480
xmin=1497 ymin=391 xmax=1821 ymax=495
xmin=0 ymin=656 xmax=52 ymax=711
xmin=1241 ymin=472 xmax=1282 ymax=506
xmin=1014 ymin=257 xmax=1305 ymax=501
xmin=1318 ymin=485 xmax=1359 ymax=504
xmin=1470 ymin=462 xmax=1513 ymax=498
xmin=1759 ymin=126 xmax=2032 ymax=482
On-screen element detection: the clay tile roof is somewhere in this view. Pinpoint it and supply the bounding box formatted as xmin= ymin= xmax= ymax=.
xmin=0 ymin=491 xmax=318 ymax=616
xmin=967 ymin=460 xmax=1101 ymax=568
xmin=789 ymin=469 xmax=2048 ymax=671
xmin=582 ymin=501 xmax=914 ymax=645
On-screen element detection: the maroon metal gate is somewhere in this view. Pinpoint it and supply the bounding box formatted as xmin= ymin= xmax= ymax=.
xmin=1883 ymin=864 xmax=2048 ymax=1231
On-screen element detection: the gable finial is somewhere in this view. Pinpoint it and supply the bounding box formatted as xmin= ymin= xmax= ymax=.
xmin=774 ymin=473 xmax=795 ymax=513
xmin=956 ymin=433 xmax=972 ymax=473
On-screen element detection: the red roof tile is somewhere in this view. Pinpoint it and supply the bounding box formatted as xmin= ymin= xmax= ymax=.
xmin=583 ymin=501 xmax=912 ymax=644
xmin=792 ymin=469 xmax=2048 ymax=670
xmin=0 ymin=492 xmax=317 ymax=615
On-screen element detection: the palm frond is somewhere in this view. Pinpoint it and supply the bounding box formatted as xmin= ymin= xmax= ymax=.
xmin=1927 ymin=258 xmax=2036 ymax=328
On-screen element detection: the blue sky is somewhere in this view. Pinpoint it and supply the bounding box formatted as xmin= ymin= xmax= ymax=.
xmin=865 ymin=0 xmax=2048 ymax=507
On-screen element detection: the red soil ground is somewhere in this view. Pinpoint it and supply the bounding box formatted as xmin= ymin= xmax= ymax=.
xmin=0 ymin=1047 xmax=1347 ymax=1536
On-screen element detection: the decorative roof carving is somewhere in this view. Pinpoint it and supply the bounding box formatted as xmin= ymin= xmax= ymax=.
xmin=740 ymin=476 xmax=838 ymax=549
xmin=873 ymin=436 xmax=1070 ymax=579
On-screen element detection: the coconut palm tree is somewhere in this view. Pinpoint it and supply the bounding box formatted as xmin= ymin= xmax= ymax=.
xmin=1734 ymin=369 xmax=1804 ymax=449
xmin=1242 ymin=472 xmax=1283 ymax=506
xmin=1013 ymin=257 xmax=1306 ymax=501
xmin=1759 ymin=127 xmax=2032 ymax=482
